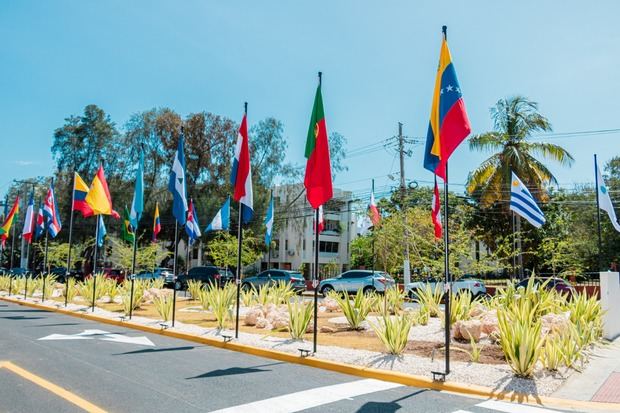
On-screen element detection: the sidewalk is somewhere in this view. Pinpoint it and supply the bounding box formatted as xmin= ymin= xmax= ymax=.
xmin=553 ymin=338 xmax=620 ymax=404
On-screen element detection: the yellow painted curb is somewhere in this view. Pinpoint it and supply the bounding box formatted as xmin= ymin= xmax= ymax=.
xmin=2 ymin=296 xmax=619 ymax=412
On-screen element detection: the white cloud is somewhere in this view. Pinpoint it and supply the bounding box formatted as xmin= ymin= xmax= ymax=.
xmin=14 ymin=160 xmax=36 ymax=166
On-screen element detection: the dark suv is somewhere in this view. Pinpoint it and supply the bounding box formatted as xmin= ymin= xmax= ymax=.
xmin=241 ymin=270 xmax=307 ymax=293
xmin=174 ymin=266 xmax=234 ymax=290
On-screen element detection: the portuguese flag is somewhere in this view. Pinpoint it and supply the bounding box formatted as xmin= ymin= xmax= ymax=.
xmin=304 ymin=81 xmax=333 ymax=209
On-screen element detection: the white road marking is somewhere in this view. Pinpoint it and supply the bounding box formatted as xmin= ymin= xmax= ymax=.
xmin=38 ymin=329 xmax=155 ymax=346
xmin=477 ymin=400 xmax=563 ymax=413
xmin=452 ymin=410 xmax=474 ymax=413
xmin=209 ymin=378 xmax=402 ymax=413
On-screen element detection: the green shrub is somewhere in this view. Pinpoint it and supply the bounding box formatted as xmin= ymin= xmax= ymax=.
xmin=75 ymin=276 xmax=106 ymax=303
xmin=270 ymin=281 xmax=296 ymax=305
xmin=42 ymin=274 xmax=58 ymax=299
xmin=240 ymin=287 xmax=256 ymax=307
xmin=64 ymin=277 xmax=77 ymax=302
xmin=122 ymin=288 xmax=145 ymax=315
xmin=149 ymin=278 xmax=165 ymax=290
xmin=0 ymin=275 xmax=10 ymax=291
xmin=448 ymin=292 xmax=474 ymax=324
xmin=369 ymin=313 xmax=413 ymax=355
xmin=541 ymin=335 xmax=564 ymax=371
xmin=153 ymin=294 xmax=174 ymax=322
xmin=497 ymin=302 xmax=543 ymax=378
xmin=468 ymin=336 xmax=483 ymax=363
xmin=287 ymin=299 xmax=313 ymax=340
xmin=187 ymin=279 xmax=204 ymax=301
xmin=334 ymin=288 xmax=376 ymax=330
xmin=202 ymin=283 xmax=236 ymax=330
xmin=413 ymin=283 xmax=443 ymax=318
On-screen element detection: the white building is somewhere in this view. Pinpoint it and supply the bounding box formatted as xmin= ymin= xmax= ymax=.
xmin=259 ymin=184 xmax=357 ymax=279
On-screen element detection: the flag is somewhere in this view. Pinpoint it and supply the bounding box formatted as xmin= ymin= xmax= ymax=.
xmin=596 ymin=160 xmax=620 ymax=232
xmin=168 ymin=133 xmax=188 ymax=225
xmin=431 ymin=177 xmax=443 ymax=239
xmin=129 ymin=151 xmax=144 ymax=229
xmin=510 ymin=172 xmax=545 ymax=228
xmin=35 ymin=204 xmax=45 ymax=240
xmin=231 ymin=113 xmax=254 ymax=224
xmin=21 ymin=192 xmax=35 ymax=244
xmin=185 ymin=199 xmax=202 ymax=244
xmin=73 ymin=172 xmax=94 ymax=218
xmin=97 ymin=215 xmax=107 ymax=247
xmin=369 ymin=191 xmax=380 ymax=226
xmin=314 ymin=205 xmax=325 ymax=233
xmin=205 ymin=197 xmax=230 ymax=232
xmin=86 ymin=166 xmax=120 ymax=218
xmin=356 ymin=213 xmax=372 ymax=236
xmin=304 ymin=81 xmax=333 ymax=209
xmin=264 ymin=194 xmax=274 ymax=247
xmin=43 ymin=183 xmax=62 ymax=238
xmin=153 ymin=202 xmax=161 ymax=242
xmin=0 ymin=197 xmax=19 ymax=246
xmin=423 ymin=27 xmax=471 ymax=181
xmin=121 ymin=206 xmax=135 ymax=243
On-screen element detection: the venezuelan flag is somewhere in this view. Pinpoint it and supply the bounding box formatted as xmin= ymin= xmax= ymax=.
xmin=73 ymin=172 xmax=94 ymax=218
xmin=423 ymin=26 xmax=471 ymax=181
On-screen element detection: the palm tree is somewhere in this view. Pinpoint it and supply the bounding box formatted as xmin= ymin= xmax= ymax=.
xmin=467 ymin=96 xmax=574 ymax=207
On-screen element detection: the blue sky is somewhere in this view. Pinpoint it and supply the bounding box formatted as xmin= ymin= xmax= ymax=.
xmin=1 ymin=0 xmax=619 ymax=200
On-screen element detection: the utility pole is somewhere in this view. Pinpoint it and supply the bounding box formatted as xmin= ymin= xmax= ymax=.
xmin=399 ymin=122 xmax=411 ymax=285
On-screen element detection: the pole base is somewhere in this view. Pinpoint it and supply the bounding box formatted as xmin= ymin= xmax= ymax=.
xmin=431 ymin=371 xmax=447 ymax=382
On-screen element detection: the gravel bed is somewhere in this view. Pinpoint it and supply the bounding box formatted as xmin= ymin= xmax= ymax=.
xmin=3 ymin=293 xmax=573 ymax=397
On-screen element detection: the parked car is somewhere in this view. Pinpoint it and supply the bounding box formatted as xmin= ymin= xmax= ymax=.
xmin=9 ymin=267 xmax=30 ymax=277
xmin=515 ymin=277 xmax=575 ymax=297
xmin=318 ymin=270 xmax=396 ymax=296
xmin=130 ymin=268 xmax=175 ymax=287
xmin=103 ymin=268 xmax=126 ymax=284
xmin=405 ymin=276 xmax=487 ymax=299
xmin=242 ymin=270 xmax=306 ymax=293
xmin=174 ymin=266 xmax=234 ymax=290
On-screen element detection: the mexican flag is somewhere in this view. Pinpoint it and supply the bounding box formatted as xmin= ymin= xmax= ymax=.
xmin=304 ymin=82 xmax=333 ymax=209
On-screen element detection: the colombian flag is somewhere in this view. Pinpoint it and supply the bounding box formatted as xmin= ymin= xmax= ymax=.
xmin=423 ymin=27 xmax=471 ymax=181
xmin=0 ymin=197 xmax=20 ymax=246
xmin=73 ymin=172 xmax=94 ymax=218
xmin=152 ymin=202 xmax=161 ymax=242
xmin=85 ymin=166 xmax=120 ymax=219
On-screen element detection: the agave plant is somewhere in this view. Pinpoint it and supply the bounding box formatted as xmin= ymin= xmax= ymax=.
xmin=0 ymin=275 xmax=11 ymax=291
xmin=64 ymin=277 xmax=78 ymax=302
xmin=240 ymin=287 xmax=256 ymax=307
xmin=150 ymin=278 xmax=165 ymax=290
xmin=203 ymin=283 xmax=236 ymax=330
xmin=369 ymin=313 xmax=413 ymax=355
xmin=153 ymin=294 xmax=174 ymax=322
xmin=42 ymin=274 xmax=58 ymax=300
xmin=413 ymin=283 xmax=444 ymax=318
xmin=333 ymin=288 xmax=377 ymax=330
xmin=287 ymin=299 xmax=313 ymax=340
xmin=541 ymin=335 xmax=565 ymax=371
xmin=187 ymin=280 xmax=204 ymax=301
xmin=270 ymin=281 xmax=296 ymax=305
xmin=497 ymin=303 xmax=543 ymax=377
xmin=447 ymin=292 xmax=474 ymax=324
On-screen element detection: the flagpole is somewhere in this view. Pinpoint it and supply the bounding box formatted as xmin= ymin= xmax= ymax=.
xmin=171 ymin=221 xmax=179 ymax=327
xmin=9 ymin=205 xmax=17 ymax=269
xmin=511 ymin=211 xmax=516 ymax=280
xmin=91 ymin=214 xmax=100 ymax=312
xmin=267 ymin=189 xmax=273 ymax=270
xmin=371 ymin=179 xmax=375 ymax=275
xmin=1 ymin=194 xmax=6 ymax=269
xmin=313 ymin=207 xmax=320 ymax=353
xmin=516 ymin=215 xmax=523 ymax=279
xmin=65 ymin=179 xmax=76 ymax=307
xmin=129 ymin=222 xmax=138 ymax=320
xmin=594 ymin=154 xmax=604 ymax=271
xmin=42 ymin=225 xmax=49 ymax=303
xmin=234 ymin=101 xmax=248 ymax=340
xmin=443 ymin=163 xmax=451 ymax=375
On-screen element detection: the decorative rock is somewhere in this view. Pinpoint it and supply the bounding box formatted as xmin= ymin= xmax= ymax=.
xmin=454 ymin=319 xmax=482 ymax=342
xmin=52 ymin=289 xmax=63 ymax=298
xmin=323 ymin=298 xmax=340 ymax=312
xmin=255 ymin=317 xmax=272 ymax=330
xmin=98 ymin=295 xmax=113 ymax=303
xmin=480 ymin=310 xmax=499 ymax=336
xmin=541 ymin=312 xmax=570 ymax=336
xmin=320 ymin=325 xmax=337 ymax=333
xmin=469 ymin=304 xmax=486 ymax=318
xmin=244 ymin=306 xmax=264 ymax=326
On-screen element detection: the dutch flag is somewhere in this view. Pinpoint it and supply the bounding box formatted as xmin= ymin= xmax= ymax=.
xmin=510 ymin=172 xmax=545 ymax=228
xmin=230 ymin=113 xmax=253 ymax=224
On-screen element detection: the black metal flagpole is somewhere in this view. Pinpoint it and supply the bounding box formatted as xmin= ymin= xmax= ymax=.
xmin=91 ymin=214 xmax=100 ymax=312
xmin=42 ymin=222 xmax=49 ymax=302
xmin=65 ymin=178 xmax=76 ymax=307
xmin=129 ymin=216 xmax=138 ymax=319
xmin=594 ymin=154 xmax=604 ymax=271
xmin=234 ymin=101 xmax=248 ymax=340
xmin=443 ymin=163 xmax=451 ymax=376
xmin=171 ymin=221 xmax=179 ymax=327
xmin=267 ymin=189 xmax=273 ymax=270
xmin=313 ymin=207 xmax=320 ymax=353
xmin=371 ymin=179 xmax=375 ymax=275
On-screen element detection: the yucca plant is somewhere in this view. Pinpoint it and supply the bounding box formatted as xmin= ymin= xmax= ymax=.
xmin=468 ymin=336 xmax=484 ymax=363
xmin=333 ymin=288 xmax=376 ymax=330
xmin=287 ymin=299 xmax=313 ymax=340
xmin=0 ymin=275 xmax=11 ymax=291
xmin=13 ymin=277 xmax=25 ymax=296
xmin=270 ymin=281 xmax=296 ymax=305
xmin=153 ymin=294 xmax=174 ymax=322
xmin=203 ymin=283 xmax=236 ymax=330
xmin=413 ymin=283 xmax=444 ymax=318
xmin=369 ymin=313 xmax=413 ymax=355
xmin=26 ymin=276 xmax=38 ymax=297
xmin=255 ymin=285 xmax=272 ymax=306
xmin=541 ymin=335 xmax=565 ymax=371
xmin=42 ymin=274 xmax=58 ymax=300
xmin=447 ymin=292 xmax=474 ymax=323
xmin=187 ymin=280 xmax=204 ymax=301
xmin=64 ymin=277 xmax=78 ymax=302
xmin=150 ymin=278 xmax=165 ymax=290
xmin=122 ymin=288 xmax=145 ymax=315
xmin=240 ymin=287 xmax=256 ymax=307
xmin=415 ymin=307 xmax=430 ymax=326
xmin=497 ymin=304 xmax=543 ymax=377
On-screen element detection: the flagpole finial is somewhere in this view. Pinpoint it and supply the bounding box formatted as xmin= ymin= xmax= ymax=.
xmin=244 ymin=101 xmax=248 ymax=114
xmin=318 ymin=71 xmax=322 ymax=86
xmin=442 ymin=25 xmax=447 ymax=39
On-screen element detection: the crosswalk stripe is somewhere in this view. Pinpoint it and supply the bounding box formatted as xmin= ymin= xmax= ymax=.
xmin=209 ymin=379 xmax=402 ymax=413
xmin=476 ymin=400 xmax=563 ymax=413
xmin=452 ymin=410 xmax=474 ymax=413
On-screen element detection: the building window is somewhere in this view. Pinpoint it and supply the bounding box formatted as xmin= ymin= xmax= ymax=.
xmin=285 ymin=239 xmax=289 ymax=250
xmin=324 ymin=219 xmax=340 ymax=233
xmin=303 ymin=239 xmax=306 ymax=251
xmin=319 ymin=241 xmax=339 ymax=253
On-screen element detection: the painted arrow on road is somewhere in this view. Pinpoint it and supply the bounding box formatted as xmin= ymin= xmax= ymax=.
xmin=39 ymin=329 xmax=155 ymax=347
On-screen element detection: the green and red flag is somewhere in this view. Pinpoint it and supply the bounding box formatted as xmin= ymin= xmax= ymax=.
xmin=121 ymin=206 xmax=135 ymax=244
xmin=304 ymin=79 xmax=333 ymax=209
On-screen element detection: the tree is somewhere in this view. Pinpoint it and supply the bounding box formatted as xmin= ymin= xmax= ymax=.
xmin=467 ymin=96 xmax=574 ymax=207
xmin=206 ymin=230 xmax=261 ymax=271
xmin=107 ymin=236 xmax=171 ymax=272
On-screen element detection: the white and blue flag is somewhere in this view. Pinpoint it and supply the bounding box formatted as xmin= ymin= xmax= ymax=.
xmin=264 ymin=194 xmax=274 ymax=247
xmin=168 ymin=133 xmax=188 ymax=225
xmin=596 ymin=160 xmax=620 ymax=232
xmin=205 ymin=197 xmax=230 ymax=232
xmin=129 ymin=151 xmax=144 ymax=229
xmin=510 ymin=171 xmax=545 ymax=228
xmin=97 ymin=215 xmax=107 ymax=247
xmin=185 ymin=199 xmax=202 ymax=244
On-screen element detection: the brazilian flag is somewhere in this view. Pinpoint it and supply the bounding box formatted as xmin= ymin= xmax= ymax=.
xmin=121 ymin=206 xmax=135 ymax=244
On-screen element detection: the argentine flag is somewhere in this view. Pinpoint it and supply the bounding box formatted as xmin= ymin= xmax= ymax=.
xmin=231 ymin=113 xmax=253 ymax=224
xmin=264 ymin=194 xmax=274 ymax=247
xmin=510 ymin=172 xmax=545 ymax=228
xmin=168 ymin=133 xmax=188 ymax=225
xmin=185 ymin=199 xmax=202 ymax=244
xmin=205 ymin=197 xmax=230 ymax=232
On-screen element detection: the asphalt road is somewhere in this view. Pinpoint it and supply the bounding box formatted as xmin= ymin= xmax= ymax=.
xmin=0 ymin=301 xmax=572 ymax=413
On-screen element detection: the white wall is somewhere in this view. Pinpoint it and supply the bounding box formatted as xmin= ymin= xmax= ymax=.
xmin=600 ymin=271 xmax=620 ymax=340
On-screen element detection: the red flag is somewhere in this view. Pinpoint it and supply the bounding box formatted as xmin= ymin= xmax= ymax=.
xmin=314 ymin=205 xmax=325 ymax=233
xmin=432 ymin=177 xmax=442 ymax=239
xmin=304 ymin=79 xmax=333 ymax=209
xmin=369 ymin=191 xmax=380 ymax=226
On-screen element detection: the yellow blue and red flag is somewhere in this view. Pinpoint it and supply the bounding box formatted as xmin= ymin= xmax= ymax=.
xmin=423 ymin=26 xmax=471 ymax=181
xmin=152 ymin=202 xmax=161 ymax=242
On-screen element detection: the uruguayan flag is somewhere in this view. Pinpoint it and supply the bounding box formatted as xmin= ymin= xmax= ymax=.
xmin=168 ymin=134 xmax=188 ymax=225
xmin=264 ymin=194 xmax=274 ymax=247
xmin=510 ymin=171 xmax=545 ymax=228
xmin=205 ymin=197 xmax=230 ymax=232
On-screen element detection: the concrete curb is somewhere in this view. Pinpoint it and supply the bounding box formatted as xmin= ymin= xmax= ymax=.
xmin=2 ymin=295 xmax=618 ymax=412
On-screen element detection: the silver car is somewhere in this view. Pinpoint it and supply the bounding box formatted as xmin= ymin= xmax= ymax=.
xmin=318 ymin=270 xmax=395 ymax=296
